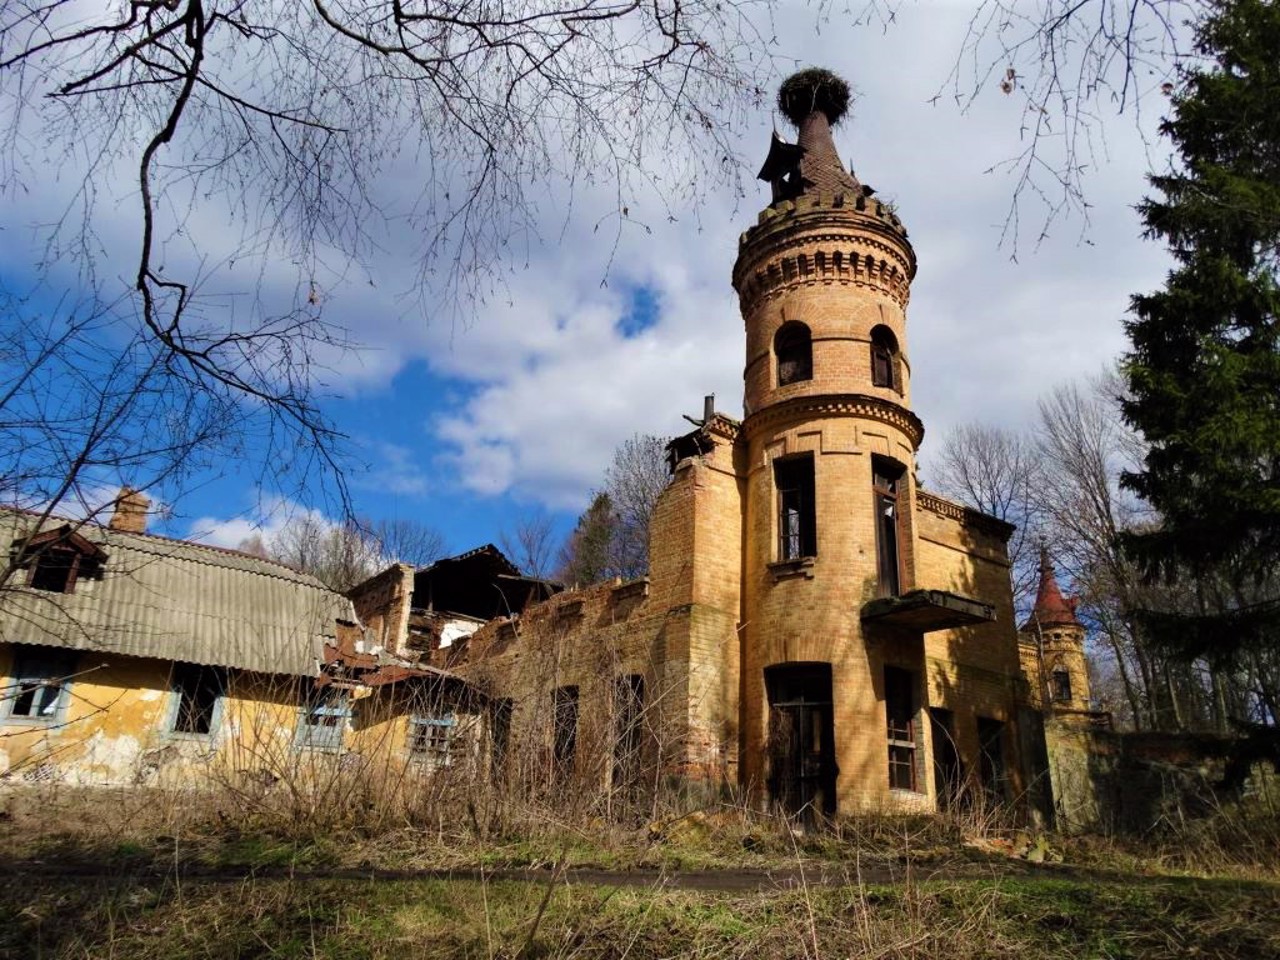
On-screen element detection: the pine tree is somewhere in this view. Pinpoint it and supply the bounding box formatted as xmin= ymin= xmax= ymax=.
xmin=557 ymin=492 xmax=618 ymax=588
xmin=1121 ymin=0 xmax=1280 ymax=661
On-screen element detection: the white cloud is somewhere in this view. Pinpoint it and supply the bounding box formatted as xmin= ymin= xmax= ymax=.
xmin=2 ymin=1 xmax=1182 ymax=522
xmin=186 ymin=496 xmax=326 ymax=551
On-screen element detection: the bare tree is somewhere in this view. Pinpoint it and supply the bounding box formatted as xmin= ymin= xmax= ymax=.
xmin=0 ymin=1 xmax=769 ymax=529
xmin=554 ymin=433 xmax=669 ymax=586
xmin=499 ymin=511 xmax=560 ymax=581
xmin=371 ymin=517 xmax=446 ymax=570
xmin=603 ymin=433 xmax=670 ymax=581
xmin=257 ymin=512 xmax=445 ymax=591
xmin=930 ymin=422 xmax=1043 ymax=615
xmin=849 ymin=0 xmax=1196 ymax=249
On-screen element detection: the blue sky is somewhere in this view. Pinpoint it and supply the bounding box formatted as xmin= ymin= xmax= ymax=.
xmin=0 ymin=2 xmax=1179 ymax=565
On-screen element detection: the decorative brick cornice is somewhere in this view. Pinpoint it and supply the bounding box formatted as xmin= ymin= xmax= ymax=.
xmin=742 ymin=393 xmax=925 ymax=449
xmin=732 ymin=203 xmax=916 ymax=316
xmin=735 ymin=242 xmax=913 ymax=315
xmin=917 ymin=489 xmax=1016 ymax=542
xmin=705 ymin=413 xmax=741 ymax=442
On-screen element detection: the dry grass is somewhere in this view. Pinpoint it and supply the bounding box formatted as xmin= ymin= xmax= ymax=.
xmin=3 ymin=775 xmax=1280 ymax=959
xmin=2 ymin=866 xmax=1278 ymax=959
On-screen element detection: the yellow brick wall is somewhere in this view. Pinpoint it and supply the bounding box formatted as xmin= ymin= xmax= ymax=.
xmin=455 ymin=441 xmax=744 ymax=793
xmin=914 ymin=498 xmax=1027 ymax=799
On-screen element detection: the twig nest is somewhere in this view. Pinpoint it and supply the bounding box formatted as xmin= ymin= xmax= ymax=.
xmin=778 ymin=68 xmax=851 ymax=126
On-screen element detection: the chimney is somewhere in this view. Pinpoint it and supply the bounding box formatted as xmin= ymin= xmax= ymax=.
xmin=703 ymin=394 xmax=716 ymax=423
xmin=108 ymin=487 xmax=150 ymax=534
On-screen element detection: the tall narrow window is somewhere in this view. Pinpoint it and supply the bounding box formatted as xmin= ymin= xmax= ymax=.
xmin=490 ymin=698 xmax=513 ymax=782
xmin=870 ymin=325 xmax=899 ymax=390
xmin=552 ymin=685 xmax=579 ymax=775
xmin=977 ymin=717 xmax=1007 ymax=802
xmin=885 ymin=666 xmax=918 ymax=791
xmin=1051 ymin=669 xmax=1073 ymax=703
xmin=775 ymin=322 xmax=812 ymax=386
xmin=873 ymin=457 xmax=904 ymax=597
xmin=613 ymin=674 xmax=645 ymax=788
xmin=169 ymin=663 xmax=226 ymax=736
xmin=775 ymin=455 xmax=817 ymax=561
xmin=5 ymin=648 xmax=76 ymax=722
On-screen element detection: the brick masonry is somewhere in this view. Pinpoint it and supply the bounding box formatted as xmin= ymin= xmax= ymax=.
xmin=434 ymin=110 xmax=1041 ymax=817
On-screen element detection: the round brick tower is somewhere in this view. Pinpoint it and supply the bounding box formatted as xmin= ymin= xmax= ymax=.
xmin=733 ymin=69 xmax=929 ymax=816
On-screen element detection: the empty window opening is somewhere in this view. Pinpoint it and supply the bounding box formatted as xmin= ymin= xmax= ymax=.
xmin=766 ymin=663 xmax=836 ymax=822
xmin=977 ymin=716 xmax=1008 ymax=802
xmin=296 ymin=686 xmax=350 ymax=752
xmin=1051 ymin=669 xmax=1073 ymax=703
xmin=170 ymin=663 xmax=226 ymax=736
xmin=775 ymin=322 xmax=813 ymax=386
xmin=6 ymin=649 xmax=76 ymax=721
xmin=613 ymin=674 xmax=646 ymax=789
xmin=552 ymin=685 xmax=579 ymax=775
xmin=409 ymin=714 xmax=460 ymax=766
xmin=29 ymin=549 xmax=78 ymax=593
xmin=885 ymin=666 xmax=919 ymax=792
xmin=489 ymin=698 xmax=513 ymax=782
xmin=873 ymin=457 xmax=905 ymax=597
xmin=870 ymin=325 xmax=899 ymax=390
xmin=775 ymin=455 xmax=817 ymax=561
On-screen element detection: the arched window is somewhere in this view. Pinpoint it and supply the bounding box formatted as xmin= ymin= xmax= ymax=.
xmin=775 ymin=322 xmax=812 ymax=386
xmin=870 ymin=325 xmax=899 ymax=389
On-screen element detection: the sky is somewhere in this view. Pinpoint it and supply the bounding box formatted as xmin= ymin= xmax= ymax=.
xmin=0 ymin=1 xmax=1179 ymax=564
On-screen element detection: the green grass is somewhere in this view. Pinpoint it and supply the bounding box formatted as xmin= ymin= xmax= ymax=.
xmin=2 ymin=872 xmax=1278 ymax=959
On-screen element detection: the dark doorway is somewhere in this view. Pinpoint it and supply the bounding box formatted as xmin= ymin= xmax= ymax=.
xmin=766 ymin=663 xmax=837 ymax=822
xmin=977 ymin=716 xmax=1008 ymax=804
xmin=928 ymin=707 xmax=964 ymax=809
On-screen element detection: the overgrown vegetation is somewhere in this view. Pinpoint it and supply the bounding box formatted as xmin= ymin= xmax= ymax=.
xmin=3 ymin=781 xmax=1279 ymax=960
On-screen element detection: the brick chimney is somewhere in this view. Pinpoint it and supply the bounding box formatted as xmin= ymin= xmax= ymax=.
xmin=108 ymin=487 xmax=150 ymax=534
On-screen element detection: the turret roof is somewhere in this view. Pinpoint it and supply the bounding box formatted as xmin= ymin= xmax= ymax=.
xmin=1024 ymin=548 xmax=1082 ymax=631
xmin=758 ymin=68 xmax=863 ymax=203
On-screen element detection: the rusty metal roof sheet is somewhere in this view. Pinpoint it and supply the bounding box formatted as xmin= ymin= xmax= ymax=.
xmin=0 ymin=508 xmax=352 ymax=676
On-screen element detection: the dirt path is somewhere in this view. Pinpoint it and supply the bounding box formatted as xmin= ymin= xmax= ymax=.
xmin=3 ymin=857 xmax=1049 ymax=891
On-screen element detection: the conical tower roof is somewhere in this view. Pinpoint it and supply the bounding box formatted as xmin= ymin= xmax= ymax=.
xmin=1023 ymin=548 xmax=1082 ymax=631
xmin=757 ymin=68 xmax=861 ymax=203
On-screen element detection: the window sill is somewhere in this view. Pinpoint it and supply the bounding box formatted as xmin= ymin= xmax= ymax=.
xmin=768 ymin=557 xmax=815 ymax=581
xmin=162 ymin=730 xmax=219 ymax=743
xmin=0 ymin=715 xmax=62 ymax=727
xmin=293 ymin=742 xmax=346 ymax=754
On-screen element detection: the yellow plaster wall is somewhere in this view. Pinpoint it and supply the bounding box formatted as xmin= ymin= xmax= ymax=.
xmin=0 ymin=647 xmax=306 ymax=786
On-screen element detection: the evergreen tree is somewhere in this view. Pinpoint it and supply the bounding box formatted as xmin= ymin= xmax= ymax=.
xmin=1121 ymin=0 xmax=1280 ymax=662
xmin=557 ymin=492 xmax=619 ymax=588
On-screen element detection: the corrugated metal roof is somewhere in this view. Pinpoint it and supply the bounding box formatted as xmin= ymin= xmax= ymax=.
xmin=0 ymin=509 xmax=353 ymax=676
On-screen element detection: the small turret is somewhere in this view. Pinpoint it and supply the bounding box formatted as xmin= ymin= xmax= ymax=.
xmin=1020 ymin=549 xmax=1091 ymax=711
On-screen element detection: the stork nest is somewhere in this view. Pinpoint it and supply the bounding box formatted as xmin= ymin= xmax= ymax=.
xmin=778 ymin=68 xmax=851 ymax=126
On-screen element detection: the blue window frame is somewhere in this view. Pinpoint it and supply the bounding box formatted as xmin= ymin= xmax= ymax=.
xmin=295 ymin=686 xmax=350 ymax=752
xmin=3 ymin=648 xmax=76 ymax=724
xmin=408 ymin=714 xmax=458 ymax=765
